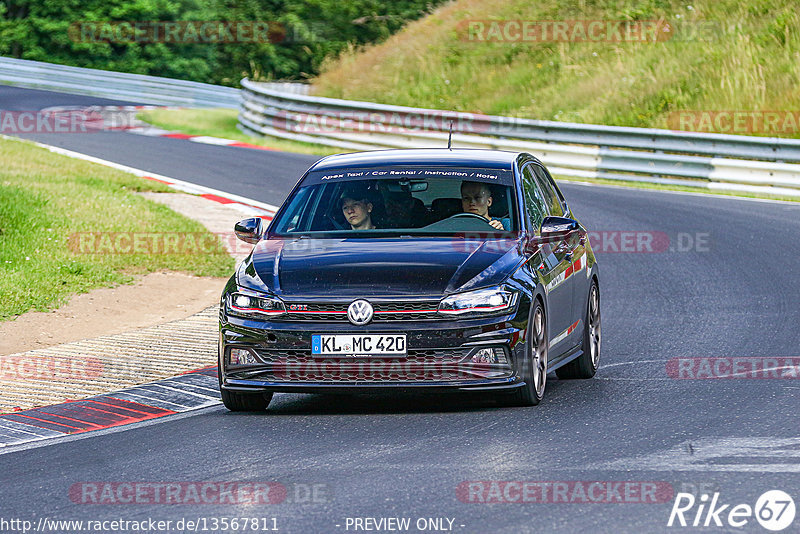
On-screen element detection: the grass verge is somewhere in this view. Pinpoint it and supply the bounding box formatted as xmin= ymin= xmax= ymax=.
xmin=313 ymin=0 xmax=800 ymax=136
xmin=0 ymin=136 xmax=234 ymax=321
xmin=138 ymin=108 xmax=340 ymax=156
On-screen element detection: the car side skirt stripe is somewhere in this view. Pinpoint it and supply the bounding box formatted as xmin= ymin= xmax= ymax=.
xmin=545 ymin=252 xmax=585 ymax=293
xmin=549 ymin=319 xmax=581 ymax=347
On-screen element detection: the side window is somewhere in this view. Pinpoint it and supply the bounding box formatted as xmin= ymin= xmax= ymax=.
xmin=543 ymin=166 xmax=568 ymax=214
xmin=273 ymin=185 xmax=315 ymax=232
xmin=521 ymin=164 xmax=547 ymax=231
xmin=533 ymin=166 xmax=564 ymax=217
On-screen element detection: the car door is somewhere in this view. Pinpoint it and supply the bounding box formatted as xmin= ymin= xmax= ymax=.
xmin=521 ymin=163 xmax=573 ymax=353
xmin=543 ymin=167 xmax=591 ymax=346
xmin=531 ymin=164 xmax=584 ymax=352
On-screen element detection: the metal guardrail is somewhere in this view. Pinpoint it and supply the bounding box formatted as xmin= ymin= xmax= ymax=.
xmin=0 ymin=57 xmax=240 ymax=108
xmin=239 ymin=78 xmax=800 ymax=197
xmin=2 ymin=57 xmax=796 ymax=197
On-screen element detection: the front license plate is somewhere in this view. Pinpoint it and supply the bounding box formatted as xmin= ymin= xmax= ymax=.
xmin=311 ymin=334 xmax=407 ymax=356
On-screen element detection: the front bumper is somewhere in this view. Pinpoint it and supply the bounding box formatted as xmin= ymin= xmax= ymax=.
xmin=219 ymin=311 xmax=528 ymax=394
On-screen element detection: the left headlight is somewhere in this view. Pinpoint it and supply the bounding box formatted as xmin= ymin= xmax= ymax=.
xmin=227 ymin=291 xmax=286 ymax=319
xmin=438 ymin=286 xmax=518 ymax=317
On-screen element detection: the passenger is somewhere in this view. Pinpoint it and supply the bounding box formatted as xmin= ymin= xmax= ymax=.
xmin=379 ymin=182 xmax=429 ymax=228
xmin=460 ymin=181 xmax=510 ymax=230
xmin=340 ymin=185 xmax=376 ymax=230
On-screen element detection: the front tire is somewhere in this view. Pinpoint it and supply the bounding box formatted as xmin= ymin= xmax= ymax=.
xmin=502 ymin=301 xmax=548 ymax=406
xmin=556 ymin=281 xmax=600 ymax=379
xmin=220 ymin=388 xmax=273 ymax=412
xmin=218 ymin=347 xmax=273 ymax=411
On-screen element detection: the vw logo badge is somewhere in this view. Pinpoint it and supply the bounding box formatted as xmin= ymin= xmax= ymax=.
xmin=347 ymin=300 xmax=373 ymax=325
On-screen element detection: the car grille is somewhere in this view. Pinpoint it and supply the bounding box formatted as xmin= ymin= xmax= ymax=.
xmin=253 ymin=348 xmax=467 ymax=365
xmin=282 ymin=301 xmax=441 ymax=322
xmin=244 ymin=348 xmax=511 ymax=383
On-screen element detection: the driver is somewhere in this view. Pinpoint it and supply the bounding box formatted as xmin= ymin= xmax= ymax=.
xmin=340 ymin=185 xmax=376 ymax=230
xmin=460 ymin=181 xmax=509 ymax=230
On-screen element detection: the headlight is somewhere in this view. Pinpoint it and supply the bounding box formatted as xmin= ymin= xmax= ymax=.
xmin=438 ymin=286 xmax=518 ymax=316
xmin=227 ymin=291 xmax=286 ymax=318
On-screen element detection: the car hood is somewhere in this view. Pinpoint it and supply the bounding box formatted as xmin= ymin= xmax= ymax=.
xmin=245 ymin=237 xmax=525 ymax=297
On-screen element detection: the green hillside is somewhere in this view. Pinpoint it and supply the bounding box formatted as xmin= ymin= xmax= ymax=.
xmin=312 ymin=0 xmax=800 ymax=135
xmin=0 ymin=0 xmax=445 ymax=86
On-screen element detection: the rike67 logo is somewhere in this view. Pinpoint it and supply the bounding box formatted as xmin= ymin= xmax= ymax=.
xmin=668 ymin=490 xmax=795 ymax=531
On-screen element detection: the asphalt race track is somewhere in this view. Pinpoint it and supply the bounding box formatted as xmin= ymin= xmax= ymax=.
xmin=1 ymin=86 xmax=799 ymax=533
xmin=0 ymin=86 xmax=318 ymax=201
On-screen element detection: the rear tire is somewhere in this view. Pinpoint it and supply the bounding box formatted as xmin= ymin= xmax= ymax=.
xmin=502 ymin=301 xmax=548 ymax=406
xmin=556 ymin=281 xmax=600 ymax=379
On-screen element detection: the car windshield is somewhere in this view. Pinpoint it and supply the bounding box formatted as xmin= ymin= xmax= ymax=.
xmin=270 ymin=166 xmax=518 ymax=236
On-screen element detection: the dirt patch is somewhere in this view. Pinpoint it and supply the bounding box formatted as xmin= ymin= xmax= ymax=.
xmin=0 ymin=191 xmax=255 ymax=358
xmin=0 ymin=271 xmax=227 ymax=356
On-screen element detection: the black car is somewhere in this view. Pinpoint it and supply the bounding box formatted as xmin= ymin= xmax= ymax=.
xmin=218 ymin=149 xmax=600 ymax=410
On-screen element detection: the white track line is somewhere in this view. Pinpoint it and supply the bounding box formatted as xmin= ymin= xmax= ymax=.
xmin=0 ymin=134 xmax=280 ymax=214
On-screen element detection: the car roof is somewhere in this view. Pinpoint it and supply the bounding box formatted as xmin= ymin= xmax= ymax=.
xmin=309 ymin=148 xmax=522 ymax=172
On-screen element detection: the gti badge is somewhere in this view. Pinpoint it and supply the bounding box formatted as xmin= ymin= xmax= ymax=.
xmin=347 ymin=300 xmax=374 ymax=325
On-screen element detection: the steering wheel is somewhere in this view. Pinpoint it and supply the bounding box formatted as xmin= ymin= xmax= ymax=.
xmin=447 ymin=212 xmax=494 ymax=226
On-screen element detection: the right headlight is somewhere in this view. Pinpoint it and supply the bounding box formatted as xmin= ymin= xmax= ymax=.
xmin=438 ymin=286 xmax=519 ymax=317
xmin=226 ymin=291 xmax=286 ymax=319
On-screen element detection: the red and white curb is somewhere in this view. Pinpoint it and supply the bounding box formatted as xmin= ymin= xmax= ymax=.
xmin=42 ymin=104 xmax=279 ymax=152
xmin=0 ymin=368 xmax=220 ymax=451
xmin=128 ymin=127 xmax=278 ymax=151
xmin=40 ymin=105 xmax=165 ymax=113
xmin=89 ymin=105 xmax=163 ymax=112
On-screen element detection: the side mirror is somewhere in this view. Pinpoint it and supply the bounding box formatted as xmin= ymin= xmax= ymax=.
xmin=234 ymin=217 xmax=264 ymax=244
xmin=540 ymin=216 xmax=579 ymax=243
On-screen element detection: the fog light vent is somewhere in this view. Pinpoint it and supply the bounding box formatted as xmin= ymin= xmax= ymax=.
xmin=471 ymin=347 xmax=508 ymax=364
xmin=230 ymin=348 xmax=259 ymax=365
